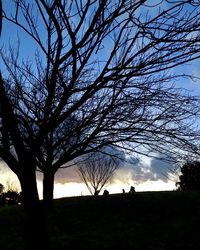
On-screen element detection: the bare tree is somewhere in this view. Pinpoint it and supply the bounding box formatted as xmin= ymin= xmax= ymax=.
xmin=77 ymin=149 xmax=121 ymax=195
xmin=1 ymin=1 xmax=200 ymax=248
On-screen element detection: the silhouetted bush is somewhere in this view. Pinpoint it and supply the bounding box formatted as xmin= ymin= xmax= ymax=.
xmin=2 ymin=191 xmax=21 ymax=205
xmin=176 ymin=161 xmax=200 ymax=191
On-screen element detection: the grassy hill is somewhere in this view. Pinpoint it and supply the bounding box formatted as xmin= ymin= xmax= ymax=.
xmin=1 ymin=191 xmax=200 ymax=250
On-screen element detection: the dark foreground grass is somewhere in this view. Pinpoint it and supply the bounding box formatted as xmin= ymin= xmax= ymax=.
xmin=1 ymin=191 xmax=200 ymax=250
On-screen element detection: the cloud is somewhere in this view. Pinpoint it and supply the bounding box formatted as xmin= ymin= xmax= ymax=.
xmin=0 ymin=161 xmax=9 ymax=171
xmin=35 ymin=164 xmax=82 ymax=184
xmin=148 ymin=155 xmax=175 ymax=182
xmin=0 ymin=150 xmax=176 ymax=194
xmin=0 ymin=162 xmax=21 ymax=190
xmin=111 ymin=153 xmax=175 ymax=185
xmin=36 ymin=150 xmax=175 ymax=188
xmin=54 ymin=166 xmax=82 ymax=184
xmin=11 ymin=147 xmax=173 ymax=188
xmin=53 ymin=145 xmax=126 ymax=184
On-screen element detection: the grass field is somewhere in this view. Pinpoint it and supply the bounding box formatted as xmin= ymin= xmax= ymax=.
xmin=0 ymin=191 xmax=200 ymax=250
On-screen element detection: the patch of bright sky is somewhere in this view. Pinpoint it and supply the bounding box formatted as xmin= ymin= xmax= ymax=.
xmin=174 ymin=60 xmax=200 ymax=95
xmin=0 ymin=158 xmax=176 ymax=199
xmin=37 ymin=179 xmax=175 ymax=199
xmin=0 ymin=162 xmax=21 ymax=191
xmin=52 ymin=180 xmax=175 ymax=199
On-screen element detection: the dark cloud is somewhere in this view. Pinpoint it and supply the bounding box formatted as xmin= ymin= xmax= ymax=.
xmin=54 ymin=166 xmax=81 ymax=184
xmin=112 ymin=153 xmax=175 ymax=185
xmin=36 ymin=165 xmax=82 ymax=184
xmin=36 ymin=150 xmax=175 ymax=186
xmin=54 ymin=145 xmax=126 ymax=184
xmin=149 ymin=155 xmax=175 ymax=182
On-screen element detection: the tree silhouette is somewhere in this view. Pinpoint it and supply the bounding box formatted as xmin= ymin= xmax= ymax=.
xmin=1 ymin=1 xmax=200 ymax=249
xmin=176 ymin=161 xmax=200 ymax=191
xmin=2 ymin=190 xmax=20 ymax=205
xmin=77 ymin=149 xmax=121 ymax=195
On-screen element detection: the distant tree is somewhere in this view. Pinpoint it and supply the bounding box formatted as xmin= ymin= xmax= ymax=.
xmin=77 ymin=150 xmax=121 ymax=195
xmin=0 ymin=181 xmax=20 ymax=205
xmin=176 ymin=161 xmax=200 ymax=191
xmin=2 ymin=190 xmax=20 ymax=205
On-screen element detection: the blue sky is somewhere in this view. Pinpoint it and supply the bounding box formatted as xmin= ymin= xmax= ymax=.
xmin=1 ymin=0 xmax=200 ymax=94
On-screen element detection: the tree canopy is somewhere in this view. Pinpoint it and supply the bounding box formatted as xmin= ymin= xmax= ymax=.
xmin=1 ymin=0 xmax=200 ymax=173
xmin=177 ymin=161 xmax=200 ymax=191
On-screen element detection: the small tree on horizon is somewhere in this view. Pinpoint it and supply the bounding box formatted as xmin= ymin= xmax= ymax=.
xmin=77 ymin=151 xmax=121 ymax=195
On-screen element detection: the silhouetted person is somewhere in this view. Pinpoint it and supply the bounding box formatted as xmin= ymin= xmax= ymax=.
xmin=122 ymin=189 xmax=125 ymax=194
xmin=129 ymin=186 xmax=135 ymax=193
xmin=18 ymin=191 xmax=24 ymax=204
xmin=103 ymin=189 xmax=109 ymax=195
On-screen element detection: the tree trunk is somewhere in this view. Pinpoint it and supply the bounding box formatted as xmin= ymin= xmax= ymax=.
xmin=19 ymin=166 xmax=48 ymax=250
xmin=43 ymin=170 xmax=55 ymax=210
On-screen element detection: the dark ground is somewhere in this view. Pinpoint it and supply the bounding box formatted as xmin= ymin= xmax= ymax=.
xmin=0 ymin=191 xmax=200 ymax=250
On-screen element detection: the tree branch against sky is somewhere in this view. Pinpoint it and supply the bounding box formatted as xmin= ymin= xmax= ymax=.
xmin=2 ymin=0 xmax=200 ymax=152
xmin=1 ymin=0 xmax=200 ymax=247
